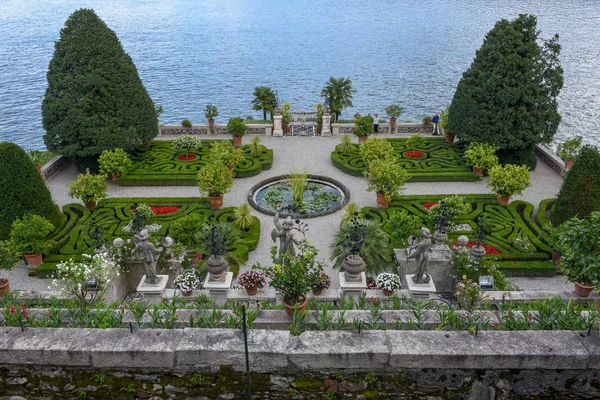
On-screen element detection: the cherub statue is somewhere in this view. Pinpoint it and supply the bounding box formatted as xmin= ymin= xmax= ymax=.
xmin=407 ymin=227 xmax=433 ymax=284
xmin=271 ymin=210 xmax=306 ymax=258
xmin=131 ymin=229 xmax=163 ymax=285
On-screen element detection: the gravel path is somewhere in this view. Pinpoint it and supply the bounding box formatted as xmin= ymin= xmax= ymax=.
xmin=7 ymin=133 xmax=566 ymax=292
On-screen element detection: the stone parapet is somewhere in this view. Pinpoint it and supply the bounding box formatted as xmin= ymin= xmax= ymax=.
xmin=159 ymin=124 xmax=271 ymax=136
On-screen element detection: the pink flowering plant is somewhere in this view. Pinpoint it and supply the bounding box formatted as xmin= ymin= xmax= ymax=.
xmin=308 ymin=271 xmax=331 ymax=292
xmin=1 ymin=304 xmax=34 ymax=327
xmin=455 ymin=275 xmax=487 ymax=311
xmin=237 ymin=270 xmax=267 ymax=290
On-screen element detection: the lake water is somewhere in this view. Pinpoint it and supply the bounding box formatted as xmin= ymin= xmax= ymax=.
xmin=0 ymin=0 xmax=598 ymax=150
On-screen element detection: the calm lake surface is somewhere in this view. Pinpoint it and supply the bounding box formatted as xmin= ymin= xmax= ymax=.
xmin=0 ymin=0 xmax=598 ymax=150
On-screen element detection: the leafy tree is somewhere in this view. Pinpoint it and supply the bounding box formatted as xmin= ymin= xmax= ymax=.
xmin=42 ymin=8 xmax=158 ymax=170
xmin=321 ymin=77 xmax=356 ymax=122
xmin=251 ymin=86 xmax=277 ymax=120
xmin=0 ymin=142 xmax=63 ymax=240
xmin=551 ymin=145 xmax=600 ymax=226
xmin=448 ymin=14 xmax=563 ymax=169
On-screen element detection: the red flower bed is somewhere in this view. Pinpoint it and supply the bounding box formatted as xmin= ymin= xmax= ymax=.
xmin=422 ymin=202 xmax=439 ymax=210
xmin=150 ymin=206 xmax=181 ymax=215
xmin=406 ymin=150 xmax=424 ymax=158
xmin=177 ymin=154 xmax=196 ymax=161
xmin=452 ymin=241 xmax=501 ymax=255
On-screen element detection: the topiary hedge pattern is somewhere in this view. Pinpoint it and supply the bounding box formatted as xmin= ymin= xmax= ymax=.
xmin=0 ymin=142 xmax=65 ymax=240
xmin=359 ymin=194 xmax=553 ymax=271
xmin=331 ymin=137 xmax=477 ymax=182
xmin=117 ymin=140 xmax=273 ymax=186
xmin=42 ymin=197 xmax=260 ymax=277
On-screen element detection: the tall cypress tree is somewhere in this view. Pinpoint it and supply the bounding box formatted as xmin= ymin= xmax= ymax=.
xmin=550 ymin=146 xmax=600 ymax=226
xmin=0 ymin=142 xmax=63 ymax=240
xmin=42 ymin=9 xmax=157 ymax=169
xmin=448 ymin=14 xmax=563 ymax=169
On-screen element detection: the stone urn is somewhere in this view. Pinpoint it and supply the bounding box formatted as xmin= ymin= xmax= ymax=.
xmin=455 ymin=235 xmax=470 ymax=253
xmin=470 ymin=244 xmax=487 ymax=259
xmin=205 ymin=255 xmax=229 ymax=282
xmin=433 ymin=230 xmax=448 ymax=246
xmin=342 ymin=254 xmax=366 ymax=282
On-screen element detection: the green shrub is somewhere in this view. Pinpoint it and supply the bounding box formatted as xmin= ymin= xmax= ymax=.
xmin=168 ymin=213 xmax=207 ymax=249
xmin=386 ymin=209 xmax=422 ymax=246
xmin=249 ymin=136 xmax=261 ymax=157
xmin=98 ymin=148 xmax=132 ymax=177
xmin=339 ymin=135 xmax=355 ymax=156
xmin=558 ymin=136 xmax=582 ymax=162
xmin=197 ymin=163 xmax=233 ymax=197
xmin=488 ymin=164 xmax=531 ymax=197
xmin=463 ymin=142 xmax=499 ymax=171
xmin=232 ymin=204 xmax=256 ymax=231
xmin=422 ymin=115 xmax=432 ymax=126
xmin=364 ymin=159 xmax=409 ymax=201
xmin=181 ymin=119 xmax=192 ymax=129
xmin=208 ymin=141 xmax=245 ymax=169
xmin=385 ymin=104 xmax=404 ymax=119
xmin=359 ymin=137 xmax=393 ymax=169
xmin=0 ymin=142 xmax=63 ymax=240
xmin=68 ymin=169 xmax=108 ymax=204
xmin=10 ymin=214 xmax=56 ymax=254
xmin=551 ymin=145 xmax=600 ymax=226
xmin=353 ymin=115 xmax=374 ymax=137
xmin=227 ymin=117 xmax=248 ymax=137
xmin=204 ymin=104 xmax=219 ymax=120
xmin=406 ymin=134 xmax=425 ymax=153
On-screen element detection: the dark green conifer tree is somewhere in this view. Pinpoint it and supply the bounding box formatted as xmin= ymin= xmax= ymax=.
xmin=551 ymin=145 xmax=600 ymax=226
xmin=42 ymin=8 xmax=157 ymax=170
xmin=0 ymin=142 xmax=63 ymax=240
xmin=448 ymin=14 xmax=563 ymax=169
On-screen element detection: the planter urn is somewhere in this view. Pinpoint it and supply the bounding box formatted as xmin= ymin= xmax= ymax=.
xmin=433 ymin=230 xmax=448 ymax=246
xmin=574 ymin=282 xmax=594 ymax=297
xmin=205 ymin=255 xmax=229 ymax=282
xmin=24 ymin=253 xmax=43 ymax=268
xmin=282 ymin=294 xmax=308 ymax=319
xmin=497 ymin=194 xmax=511 ymax=206
xmin=470 ymin=244 xmax=487 ymax=259
xmin=342 ymin=254 xmax=365 ymax=282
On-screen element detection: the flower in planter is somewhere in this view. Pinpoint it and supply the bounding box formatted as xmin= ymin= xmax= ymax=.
xmin=149 ymin=206 xmax=181 ymax=215
xmin=366 ymin=276 xmax=379 ymax=290
xmin=238 ymin=270 xmax=267 ymax=290
xmin=455 ymin=275 xmax=487 ymax=311
xmin=405 ymin=150 xmax=424 ymax=158
xmin=375 ymin=272 xmax=402 ymax=291
xmin=174 ymin=269 xmax=202 ymax=293
xmin=308 ymin=271 xmax=331 ymax=292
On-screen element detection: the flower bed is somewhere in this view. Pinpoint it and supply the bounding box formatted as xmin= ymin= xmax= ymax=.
xmin=405 ymin=150 xmax=424 ymax=158
xmin=422 ymin=202 xmax=439 ymax=210
xmin=177 ymin=154 xmax=197 ymax=161
xmin=452 ymin=241 xmax=501 ymax=255
xmin=149 ymin=206 xmax=181 ymax=215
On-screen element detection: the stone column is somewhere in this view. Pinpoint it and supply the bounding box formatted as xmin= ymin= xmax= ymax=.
xmin=273 ymin=108 xmax=283 ymax=137
xmin=321 ymin=109 xmax=332 ymax=136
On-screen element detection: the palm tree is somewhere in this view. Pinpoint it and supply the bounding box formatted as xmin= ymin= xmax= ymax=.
xmin=321 ymin=77 xmax=356 ymax=122
xmin=251 ymin=86 xmax=277 ymax=120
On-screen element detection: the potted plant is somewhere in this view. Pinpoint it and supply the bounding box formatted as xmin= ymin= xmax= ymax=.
xmin=376 ymin=272 xmax=402 ymax=296
xmin=554 ymin=212 xmax=600 ymax=297
xmin=405 ymin=133 xmax=425 ymax=158
xmin=354 ymin=115 xmax=374 ymax=143
xmin=208 ymin=141 xmax=245 ymax=170
xmin=256 ymin=242 xmax=325 ymax=318
xmin=463 ymin=142 xmax=499 ymax=178
xmin=385 ymin=104 xmax=404 ymax=132
xmin=9 ymin=214 xmax=56 ymax=268
xmin=232 ymin=203 xmax=256 ymax=232
xmin=168 ymin=213 xmax=207 ymax=265
xmin=197 ymin=163 xmax=234 ymax=209
xmin=359 ymin=137 xmax=393 ymax=169
xmin=422 ymin=115 xmax=432 ymax=128
xmin=204 ymin=104 xmax=219 ymax=128
xmin=363 ymin=158 xmax=409 ymax=208
xmin=227 ymin=117 xmax=248 ymax=146
xmin=238 ymin=270 xmax=267 ymax=296
xmin=174 ymin=269 xmax=202 ymax=296
xmin=282 ymin=103 xmax=292 ymax=134
xmin=558 ymin=136 xmax=582 ymax=170
xmin=487 ymin=164 xmax=531 ymax=205
xmin=315 ymin=103 xmax=323 ymax=134
xmin=0 ymin=240 xmax=20 ymax=295
xmin=181 ymin=119 xmax=192 ymax=129
xmin=439 ymin=107 xmax=454 ymax=143
xmin=98 ymin=148 xmax=133 ymax=181
xmin=172 ymin=134 xmax=202 ymax=160
xmin=196 ymin=220 xmax=241 ymax=282
xmin=308 ymin=271 xmax=331 ymax=296
xmin=68 ymin=169 xmax=108 ymax=209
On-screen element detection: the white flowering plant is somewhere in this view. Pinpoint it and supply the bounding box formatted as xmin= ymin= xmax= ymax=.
xmin=375 ymin=272 xmax=402 ymax=291
xmin=173 ymin=134 xmax=202 ymax=156
xmin=53 ymin=252 xmax=119 ymax=308
xmin=174 ymin=269 xmax=202 ymax=293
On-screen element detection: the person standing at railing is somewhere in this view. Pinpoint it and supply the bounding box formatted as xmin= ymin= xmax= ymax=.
xmin=432 ymin=112 xmax=440 ymax=136
xmin=373 ymin=114 xmax=379 ymax=134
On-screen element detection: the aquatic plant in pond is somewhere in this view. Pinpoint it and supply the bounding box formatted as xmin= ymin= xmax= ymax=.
xmin=256 ymin=180 xmax=342 ymax=215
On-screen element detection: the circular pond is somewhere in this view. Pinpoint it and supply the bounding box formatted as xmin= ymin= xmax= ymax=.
xmin=248 ymin=175 xmax=350 ymax=218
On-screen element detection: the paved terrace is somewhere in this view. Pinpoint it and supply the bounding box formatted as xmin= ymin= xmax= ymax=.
xmin=7 ymin=133 xmax=570 ymax=293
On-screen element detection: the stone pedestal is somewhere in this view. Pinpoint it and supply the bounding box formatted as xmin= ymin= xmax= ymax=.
xmin=136 ymin=275 xmax=168 ymax=304
xmin=273 ymin=114 xmax=283 ymax=136
xmin=395 ymin=244 xmax=453 ymax=293
xmin=204 ymin=272 xmax=233 ymax=304
xmin=405 ymin=274 xmax=437 ymax=300
xmin=339 ymin=272 xmax=367 ymax=302
xmin=321 ymin=111 xmax=331 ymax=136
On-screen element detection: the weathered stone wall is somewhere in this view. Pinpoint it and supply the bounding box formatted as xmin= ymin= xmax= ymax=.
xmin=159 ymin=124 xmax=271 ymax=136
xmin=40 ymin=155 xmax=70 ymax=181
xmin=1 ymin=328 xmax=600 ymax=399
xmin=536 ymin=143 xmax=566 ymax=176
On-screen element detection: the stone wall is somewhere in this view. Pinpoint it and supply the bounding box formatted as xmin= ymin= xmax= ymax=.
xmin=331 ymin=122 xmax=431 ymax=135
xmin=536 ymin=143 xmax=566 ymax=176
xmin=1 ymin=328 xmax=599 ymax=399
xmin=159 ymin=124 xmax=272 ymax=136
xmin=40 ymin=155 xmax=70 ymax=181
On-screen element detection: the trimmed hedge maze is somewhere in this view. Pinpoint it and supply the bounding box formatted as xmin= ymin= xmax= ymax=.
xmin=331 ymin=137 xmax=477 ymax=182
xmin=118 ymin=140 xmax=273 ymax=186
xmin=40 ymin=197 xmax=260 ymax=276
xmin=362 ymin=194 xmax=555 ymax=276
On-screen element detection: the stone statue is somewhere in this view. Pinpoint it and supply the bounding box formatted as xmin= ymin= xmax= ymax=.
xmin=271 ymin=210 xmax=306 ymax=258
xmin=407 ymin=227 xmax=432 ymax=284
xmin=131 ymin=230 xmax=163 ymax=285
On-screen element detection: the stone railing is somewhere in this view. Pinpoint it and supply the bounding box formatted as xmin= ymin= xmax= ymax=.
xmin=159 ymin=124 xmax=272 ymax=136
xmin=331 ymin=122 xmax=432 ymax=135
xmin=535 ymin=143 xmax=566 ymax=176
xmin=40 ymin=155 xmax=70 ymax=181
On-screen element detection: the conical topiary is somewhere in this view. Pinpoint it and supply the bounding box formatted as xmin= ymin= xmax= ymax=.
xmin=551 ymin=145 xmax=600 ymax=226
xmin=0 ymin=142 xmax=64 ymax=240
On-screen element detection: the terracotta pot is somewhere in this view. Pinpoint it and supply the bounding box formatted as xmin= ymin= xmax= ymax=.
xmin=111 ymin=172 xmax=122 ymax=182
xmin=358 ymin=135 xmax=368 ymax=144
xmin=190 ymin=252 xmax=203 ymax=266
xmin=595 ymin=299 xmax=600 ymax=313
xmin=565 ymin=160 xmax=574 ymax=170
xmin=497 ymin=194 xmax=510 ymax=206
xmin=376 ymin=192 xmax=390 ymax=208
xmin=551 ymin=249 xmax=561 ymax=265
xmin=472 ymin=167 xmax=483 ymax=178
xmin=312 ymin=288 xmax=323 ymax=296
xmin=0 ymin=278 xmax=9 ymax=296
xmin=445 ymin=134 xmax=455 ymax=144
xmin=232 ymin=136 xmax=242 ymax=147
xmin=205 ymin=255 xmax=229 ymax=281
xmin=389 ymin=117 xmax=396 ymax=132
xmin=85 ymin=201 xmax=97 ymax=210
xmin=208 ymin=194 xmax=224 ymax=210
xmin=208 ymin=119 xmax=215 ymax=128
xmin=383 ymin=289 xmax=394 ymax=297
xmin=282 ymin=294 xmax=308 ymax=319
xmin=246 ymin=287 xmax=258 ymax=296
xmin=183 ymin=290 xmax=193 ymax=297
xmin=575 ymin=282 xmax=595 ymax=298
xmin=24 ymin=253 xmax=43 ymax=268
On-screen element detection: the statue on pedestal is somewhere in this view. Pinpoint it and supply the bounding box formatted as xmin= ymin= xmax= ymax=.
xmin=407 ymin=227 xmax=432 ymax=284
xmin=271 ymin=210 xmax=306 ymax=258
xmin=131 ymin=230 xmax=163 ymax=285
